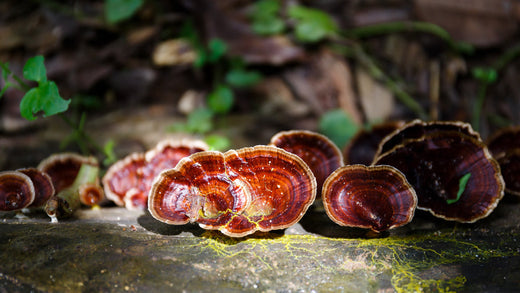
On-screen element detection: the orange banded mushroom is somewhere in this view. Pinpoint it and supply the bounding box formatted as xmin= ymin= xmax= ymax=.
xmin=0 ymin=171 xmax=35 ymax=211
xmin=322 ymin=165 xmax=417 ymax=232
xmin=103 ymin=139 xmax=209 ymax=210
xmin=269 ymin=130 xmax=343 ymax=196
xmin=148 ymin=145 xmax=317 ymax=237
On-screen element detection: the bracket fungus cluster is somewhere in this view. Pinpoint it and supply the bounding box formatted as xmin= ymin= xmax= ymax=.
xmin=372 ymin=120 xmax=504 ymax=223
xmin=269 ymin=130 xmax=343 ymax=196
xmin=486 ymin=126 xmax=520 ymax=196
xmin=148 ymin=145 xmax=317 ymax=237
xmin=0 ymin=169 xmax=53 ymax=211
xmin=322 ymin=165 xmax=417 ymax=233
xmin=103 ymin=139 xmax=209 ymax=210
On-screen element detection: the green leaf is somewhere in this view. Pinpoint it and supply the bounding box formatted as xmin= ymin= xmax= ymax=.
xmin=23 ymin=55 xmax=47 ymax=83
xmin=0 ymin=81 xmax=14 ymax=98
xmin=319 ymin=109 xmax=359 ymax=150
xmin=447 ymin=173 xmax=472 ymax=205
xmin=1 ymin=62 xmax=10 ymax=81
xmin=472 ymin=67 xmax=497 ymax=84
xmin=20 ymin=81 xmax=70 ymax=120
xmin=103 ymin=139 xmax=118 ymax=166
xmin=207 ymin=85 xmax=234 ymax=114
xmin=225 ymin=69 xmax=262 ymax=88
xmin=207 ymin=39 xmax=227 ymax=63
xmin=250 ymin=0 xmax=285 ymax=35
xmin=187 ymin=107 xmax=214 ymax=134
xmin=288 ymin=5 xmax=338 ymax=43
xmin=204 ymin=134 xmax=231 ymax=151
xmin=105 ymin=0 xmax=144 ymax=24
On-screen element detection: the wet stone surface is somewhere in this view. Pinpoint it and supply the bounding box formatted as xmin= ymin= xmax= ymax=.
xmin=1 ymin=198 xmax=520 ymax=292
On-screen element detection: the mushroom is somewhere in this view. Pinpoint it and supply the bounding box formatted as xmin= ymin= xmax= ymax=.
xmin=17 ymin=168 xmax=55 ymax=208
xmin=38 ymin=153 xmax=101 ymax=222
xmin=79 ymin=183 xmax=105 ymax=207
xmin=0 ymin=171 xmax=35 ymax=211
xmin=486 ymin=126 xmax=520 ymax=196
xmin=148 ymin=145 xmax=317 ymax=237
xmin=373 ymin=127 xmax=504 ymax=223
xmin=374 ymin=119 xmax=481 ymax=159
xmin=343 ymin=121 xmax=404 ymax=165
xmin=322 ymin=164 xmax=417 ymax=232
xmin=269 ymin=130 xmax=343 ymax=196
xmin=38 ymin=153 xmax=98 ymax=194
xmin=103 ymin=139 xmax=209 ymax=210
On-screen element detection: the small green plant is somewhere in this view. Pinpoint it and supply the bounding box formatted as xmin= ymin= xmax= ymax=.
xmin=0 ymin=55 xmax=116 ymax=165
xmin=105 ymin=0 xmax=144 ymax=24
xmin=447 ymin=173 xmax=472 ymax=205
xmin=250 ymin=0 xmax=286 ymax=35
xmin=288 ymin=5 xmax=338 ymax=43
xmin=319 ymin=109 xmax=359 ymax=150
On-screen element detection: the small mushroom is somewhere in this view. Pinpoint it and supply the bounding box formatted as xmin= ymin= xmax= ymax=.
xmin=322 ymin=165 xmax=417 ymax=232
xmin=148 ymin=145 xmax=317 ymax=237
xmin=38 ymin=153 xmax=98 ymax=194
xmin=374 ymin=120 xmax=481 ymax=159
xmin=38 ymin=153 xmax=100 ymax=222
xmin=343 ymin=121 xmax=404 ymax=165
xmin=103 ymin=139 xmax=209 ymax=210
xmin=269 ymin=130 xmax=343 ymax=196
xmin=0 ymin=171 xmax=35 ymax=211
xmin=17 ymin=168 xmax=55 ymax=208
xmin=79 ymin=183 xmax=105 ymax=207
xmin=486 ymin=126 xmax=520 ymax=196
xmin=373 ymin=129 xmax=504 ymax=223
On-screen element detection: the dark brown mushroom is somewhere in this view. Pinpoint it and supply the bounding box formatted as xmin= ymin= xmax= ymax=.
xmin=17 ymin=168 xmax=55 ymax=208
xmin=103 ymin=139 xmax=209 ymax=210
xmin=486 ymin=126 xmax=520 ymax=196
xmin=373 ymin=130 xmax=504 ymax=222
xmin=374 ymin=120 xmax=481 ymax=159
xmin=148 ymin=145 xmax=317 ymax=237
xmin=0 ymin=171 xmax=35 ymax=211
xmin=322 ymin=164 xmax=417 ymax=232
xmin=269 ymin=130 xmax=343 ymax=196
xmin=343 ymin=121 xmax=404 ymax=165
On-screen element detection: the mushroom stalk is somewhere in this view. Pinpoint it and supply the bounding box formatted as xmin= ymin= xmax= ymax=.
xmin=45 ymin=163 xmax=100 ymax=223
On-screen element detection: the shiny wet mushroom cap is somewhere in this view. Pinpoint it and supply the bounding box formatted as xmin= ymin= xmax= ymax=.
xmin=148 ymin=145 xmax=317 ymax=237
xmin=270 ymin=130 xmax=343 ymax=196
xmin=103 ymin=139 xmax=209 ymax=210
xmin=18 ymin=168 xmax=55 ymax=208
xmin=79 ymin=183 xmax=105 ymax=206
xmin=322 ymin=165 xmax=417 ymax=232
xmin=374 ymin=120 xmax=481 ymax=159
xmin=486 ymin=126 xmax=520 ymax=196
xmin=373 ymin=130 xmax=504 ymax=222
xmin=0 ymin=171 xmax=35 ymax=211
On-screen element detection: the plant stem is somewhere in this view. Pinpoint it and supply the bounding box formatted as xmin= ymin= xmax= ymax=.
xmin=0 ymin=62 xmax=31 ymax=91
xmin=344 ymin=21 xmax=474 ymax=54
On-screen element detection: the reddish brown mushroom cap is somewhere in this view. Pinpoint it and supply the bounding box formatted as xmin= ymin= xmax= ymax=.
xmin=0 ymin=171 xmax=35 ymax=211
xmin=18 ymin=168 xmax=55 ymax=208
xmin=103 ymin=139 xmax=209 ymax=210
xmin=322 ymin=165 xmax=417 ymax=232
xmin=38 ymin=153 xmax=98 ymax=194
xmin=270 ymin=130 xmax=343 ymax=196
xmin=374 ymin=120 xmax=481 ymax=160
xmin=373 ymin=131 xmax=504 ymax=222
xmin=343 ymin=121 xmax=404 ymax=165
xmin=79 ymin=183 xmax=105 ymax=206
xmin=148 ymin=145 xmax=317 ymax=237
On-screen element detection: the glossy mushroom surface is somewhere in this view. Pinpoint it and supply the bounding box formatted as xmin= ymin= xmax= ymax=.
xmin=0 ymin=171 xmax=35 ymax=211
xmin=373 ymin=131 xmax=504 ymax=222
xmin=79 ymin=183 xmax=105 ymax=206
xmin=343 ymin=121 xmax=404 ymax=165
xmin=486 ymin=126 xmax=520 ymax=196
xmin=322 ymin=165 xmax=417 ymax=232
xmin=148 ymin=145 xmax=317 ymax=237
xmin=374 ymin=120 xmax=481 ymax=159
xmin=103 ymin=139 xmax=209 ymax=210
xmin=38 ymin=153 xmax=98 ymax=194
xmin=270 ymin=130 xmax=343 ymax=196
xmin=18 ymin=168 xmax=55 ymax=208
